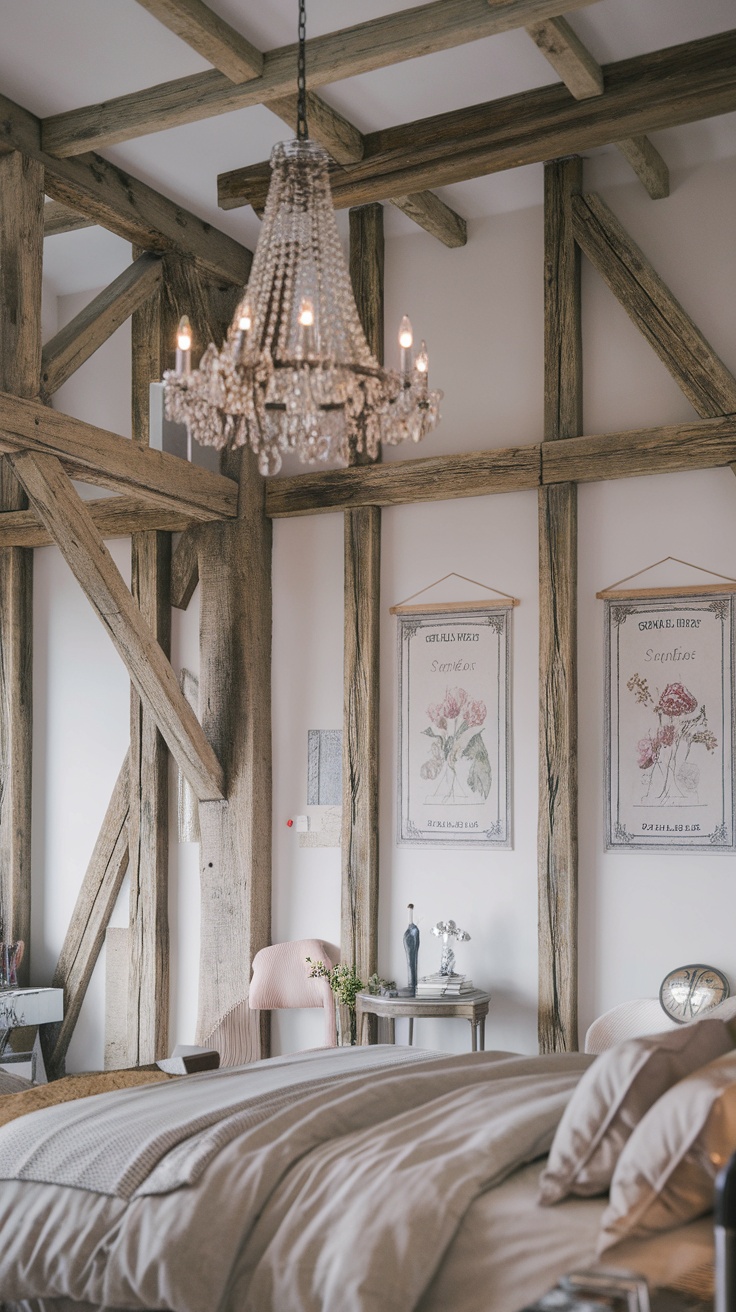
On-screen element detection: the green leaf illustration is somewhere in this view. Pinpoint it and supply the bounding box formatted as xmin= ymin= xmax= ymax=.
xmin=462 ymin=731 xmax=492 ymax=799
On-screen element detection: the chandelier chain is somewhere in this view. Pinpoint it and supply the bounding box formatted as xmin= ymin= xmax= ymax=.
xmin=297 ymin=0 xmax=308 ymax=140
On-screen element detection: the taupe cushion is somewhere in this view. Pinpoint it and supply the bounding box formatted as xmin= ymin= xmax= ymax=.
xmin=599 ymin=1047 xmax=736 ymax=1251
xmin=539 ymin=1018 xmax=733 ymax=1205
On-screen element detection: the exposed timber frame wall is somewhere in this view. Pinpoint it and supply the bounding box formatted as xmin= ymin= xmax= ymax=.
xmin=1 ymin=2 xmax=736 ymax=1065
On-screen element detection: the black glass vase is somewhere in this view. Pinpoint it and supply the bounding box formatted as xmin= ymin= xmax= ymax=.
xmin=403 ymin=904 xmax=420 ymax=996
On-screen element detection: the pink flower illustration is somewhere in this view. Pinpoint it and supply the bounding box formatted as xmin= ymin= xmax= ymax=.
xmin=659 ymin=723 xmax=675 ymax=747
xmin=427 ymin=703 xmax=447 ymax=730
xmin=442 ymin=688 xmax=467 ymax=721
xmin=655 ymin=682 xmax=698 ymax=717
xmin=464 ymin=698 xmax=487 ymax=728
xmin=637 ymin=735 xmax=659 ymax=771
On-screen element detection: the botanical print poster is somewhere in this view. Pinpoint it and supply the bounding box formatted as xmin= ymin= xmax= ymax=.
xmin=398 ymin=608 xmax=511 ymax=848
xmin=605 ymin=594 xmax=735 ymax=851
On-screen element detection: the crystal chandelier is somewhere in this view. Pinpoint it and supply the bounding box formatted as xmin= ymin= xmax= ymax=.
xmin=163 ymin=1 xmax=442 ymax=476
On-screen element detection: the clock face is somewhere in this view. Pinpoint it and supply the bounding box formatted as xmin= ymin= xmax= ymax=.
xmin=659 ymin=964 xmax=730 ymax=1024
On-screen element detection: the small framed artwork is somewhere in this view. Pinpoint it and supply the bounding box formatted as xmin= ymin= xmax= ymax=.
xmin=605 ymin=593 xmax=735 ymax=851
xmin=397 ymin=606 xmax=512 ymax=848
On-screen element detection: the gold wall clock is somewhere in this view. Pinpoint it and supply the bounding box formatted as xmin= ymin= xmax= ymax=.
xmin=659 ymin=964 xmax=730 ymax=1024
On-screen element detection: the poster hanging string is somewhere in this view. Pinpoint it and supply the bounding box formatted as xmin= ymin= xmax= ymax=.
xmin=389 ymin=572 xmax=520 ymax=615
xmin=597 ymin=556 xmax=736 ymax=600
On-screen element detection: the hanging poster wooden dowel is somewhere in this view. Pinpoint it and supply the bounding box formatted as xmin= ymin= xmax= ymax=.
xmin=389 ymin=571 xmax=520 ymax=615
xmin=597 ymin=556 xmax=736 ymax=600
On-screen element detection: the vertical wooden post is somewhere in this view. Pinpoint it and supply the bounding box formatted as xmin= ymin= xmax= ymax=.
xmin=196 ymin=449 xmax=272 ymax=1063
xmin=127 ymin=252 xmax=172 ymax=1065
xmin=342 ymin=205 xmax=384 ymax=1032
xmin=538 ymin=157 xmax=582 ymax=1054
xmin=0 ymin=152 xmax=43 ymax=982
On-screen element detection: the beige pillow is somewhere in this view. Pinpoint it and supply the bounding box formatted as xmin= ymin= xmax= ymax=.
xmin=539 ymin=1018 xmax=733 ymax=1205
xmin=599 ymin=1047 xmax=736 ymax=1251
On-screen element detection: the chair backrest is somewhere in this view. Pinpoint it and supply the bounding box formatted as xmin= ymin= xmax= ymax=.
xmin=249 ymin=939 xmax=340 ymax=1047
xmin=584 ymin=998 xmax=677 ymax=1054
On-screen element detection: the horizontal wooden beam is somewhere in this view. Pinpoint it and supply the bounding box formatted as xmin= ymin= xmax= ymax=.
xmin=133 ymin=0 xmax=263 ymax=82
xmin=218 ymin=31 xmax=736 ymax=211
xmin=264 ymin=415 xmax=736 ymax=517
xmin=0 ymin=496 xmax=197 ymax=548
xmin=266 ymin=444 xmax=541 ymax=516
xmin=0 ymin=390 xmax=238 ymax=520
xmin=571 ymin=192 xmax=736 ymax=418
xmin=40 ymin=0 xmax=596 ymax=157
xmin=266 ymin=92 xmax=365 ymax=166
xmin=43 ymin=200 xmax=95 ymax=237
xmin=525 ymin=17 xmax=669 ymax=199
xmin=41 ymin=254 xmax=163 ymax=397
xmin=0 ymin=93 xmax=251 ymax=286
xmin=542 ymin=415 xmax=736 ymax=484
xmin=10 ymin=451 xmax=225 ymax=802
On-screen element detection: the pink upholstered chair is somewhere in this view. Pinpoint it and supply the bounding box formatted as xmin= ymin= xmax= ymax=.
xmin=249 ymin=939 xmax=340 ymax=1048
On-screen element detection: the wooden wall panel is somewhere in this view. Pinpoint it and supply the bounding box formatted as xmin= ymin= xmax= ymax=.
xmin=538 ymin=157 xmax=581 ymax=1054
xmin=0 ymin=152 xmax=43 ymax=981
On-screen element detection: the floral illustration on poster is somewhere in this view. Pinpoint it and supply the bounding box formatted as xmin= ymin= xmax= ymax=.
xmin=398 ymin=608 xmax=511 ymax=848
xmin=605 ymin=594 xmax=735 ymax=851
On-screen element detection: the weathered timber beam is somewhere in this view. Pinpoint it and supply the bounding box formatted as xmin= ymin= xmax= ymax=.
xmin=266 ymin=445 xmax=540 ymax=515
xmin=40 ymin=0 xmax=595 ymax=156
xmin=0 ymin=390 xmax=238 ymax=519
xmin=342 ymin=507 xmax=380 ymax=1026
xmin=0 ymin=93 xmax=251 ymax=286
xmin=9 ymin=451 xmax=226 ymax=803
xmin=0 ymin=498 xmax=199 ymax=548
xmin=41 ymin=254 xmax=163 ymax=397
xmin=196 ymin=450 xmax=272 ymax=1064
xmin=171 ymin=528 xmax=200 ymax=609
xmin=543 ymin=415 xmax=736 ymax=484
xmin=263 ymin=94 xmax=465 ymax=248
xmin=571 ymin=192 xmax=736 ymax=418
xmin=218 ymin=32 xmax=736 ymax=211
xmin=133 ymin=0 xmax=263 ymax=82
xmin=45 ymin=756 xmax=130 ymax=1080
xmin=44 ymin=200 xmax=95 ymax=237
xmin=537 ymin=157 xmax=580 ymax=1056
xmin=525 ymin=17 xmax=669 ymax=199
xmin=0 ymin=152 xmax=43 ymax=981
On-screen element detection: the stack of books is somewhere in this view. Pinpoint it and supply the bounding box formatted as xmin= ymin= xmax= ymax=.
xmin=416 ymin=973 xmax=474 ymax=997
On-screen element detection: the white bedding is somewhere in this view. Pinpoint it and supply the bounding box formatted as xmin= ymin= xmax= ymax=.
xmin=0 ymin=1046 xmax=716 ymax=1312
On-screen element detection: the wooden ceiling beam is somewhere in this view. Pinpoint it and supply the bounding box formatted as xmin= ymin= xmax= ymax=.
xmin=0 ymin=497 xmax=199 ymax=548
xmin=0 ymin=92 xmax=251 ymax=286
xmin=43 ymin=200 xmax=95 ymax=237
xmin=0 ymin=390 xmax=238 ymax=520
xmin=132 ymin=0 xmax=263 ymax=82
xmin=571 ymin=191 xmax=736 ymax=418
xmin=41 ymin=254 xmax=163 ymax=397
xmin=40 ymin=0 xmax=597 ymax=157
xmin=525 ymin=16 xmax=669 ymax=199
xmin=218 ymin=32 xmax=736 ymax=212
xmin=264 ymin=414 xmax=736 ymax=517
xmin=9 ymin=450 xmax=226 ymax=802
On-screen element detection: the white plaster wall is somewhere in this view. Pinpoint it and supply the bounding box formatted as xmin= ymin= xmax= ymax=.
xmin=33 ymin=145 xmax=736 ymax=1068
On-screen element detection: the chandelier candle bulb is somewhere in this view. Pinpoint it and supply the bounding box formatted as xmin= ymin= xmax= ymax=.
xmin=399 ymin=315 xmax=414 ymax=383
xmin=175 ymin=316 xmax=192 ymax=375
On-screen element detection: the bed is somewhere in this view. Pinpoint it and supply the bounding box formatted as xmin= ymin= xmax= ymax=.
xmin=0 ymin=1029 xmax=729 ymax=1312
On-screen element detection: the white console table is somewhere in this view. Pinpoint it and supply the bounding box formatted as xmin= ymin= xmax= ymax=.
xmin=0 ymin=987 xmax=64 ymax=1082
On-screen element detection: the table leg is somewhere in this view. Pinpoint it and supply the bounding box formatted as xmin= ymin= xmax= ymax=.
xmin=388 ymin=1017 xmax=395 ymax=1044
xmin=479 ymin=1016 xmax=486 ymax=1052
xmin=470 ymin=1019 xmax=477 ymax=1053
xmin=408 ymin=1017 xmax=414 ymax=1046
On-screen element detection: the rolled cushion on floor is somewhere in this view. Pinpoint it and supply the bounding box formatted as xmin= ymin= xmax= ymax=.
xmin=539 ymin=1018 xmax=733 ymax=1204
xmin=598 ymin=1047 xmax=736 ymax=1251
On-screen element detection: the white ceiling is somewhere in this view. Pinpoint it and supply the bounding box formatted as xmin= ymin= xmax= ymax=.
xmin=1 ymin=0 xmax=734 ymax=296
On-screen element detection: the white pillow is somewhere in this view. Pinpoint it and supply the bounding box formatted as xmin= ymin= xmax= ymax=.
xmin=0 ymin=1069 xmax=33 ymax=1095
xmin=598 ymin=1047 xmax=736 ymax=1251
xmin=539 ymin=1018 xmax=733 ymax=1205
